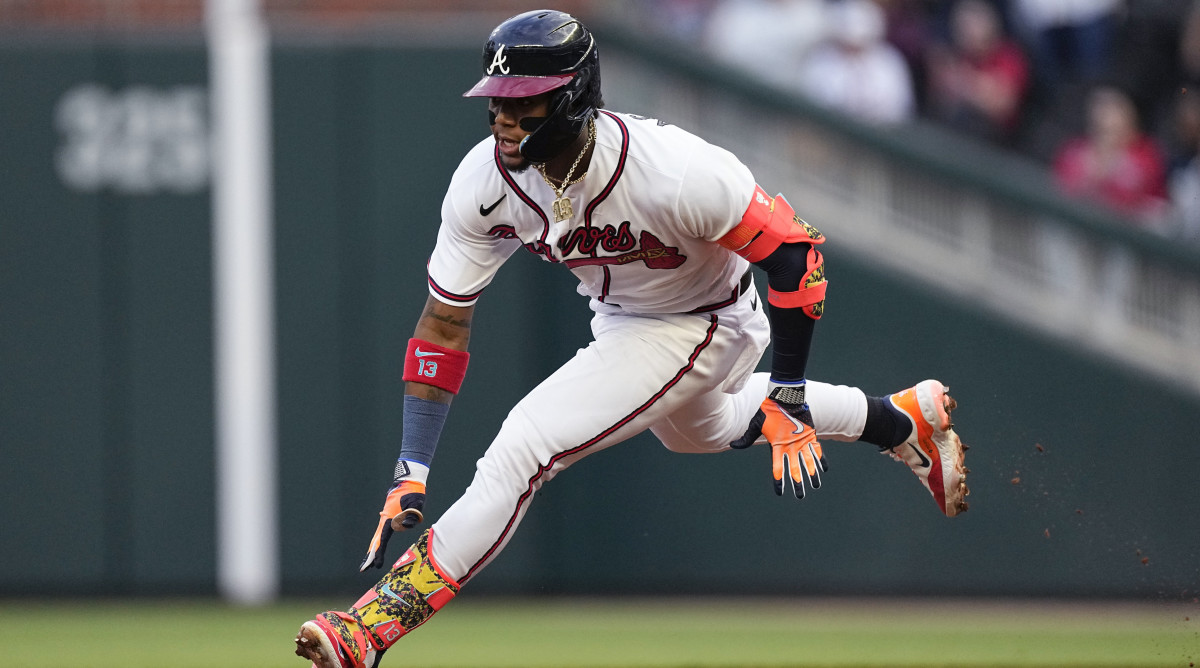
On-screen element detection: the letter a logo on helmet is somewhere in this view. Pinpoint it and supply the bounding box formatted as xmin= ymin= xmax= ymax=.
xmin=486 ymin=45 xmax=510 ymax=75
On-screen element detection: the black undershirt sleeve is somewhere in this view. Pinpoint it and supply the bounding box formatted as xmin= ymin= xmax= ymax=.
xmin=751 ymin=241 xmax=817 ymax=384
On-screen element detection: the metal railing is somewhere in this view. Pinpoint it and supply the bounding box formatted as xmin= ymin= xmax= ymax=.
xmin=598 ymin=24 xmax=1200 ymax=397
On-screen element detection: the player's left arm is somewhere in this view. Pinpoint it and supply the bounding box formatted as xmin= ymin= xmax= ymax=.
xmin=719 ymin=185 xmax=829 ymax=500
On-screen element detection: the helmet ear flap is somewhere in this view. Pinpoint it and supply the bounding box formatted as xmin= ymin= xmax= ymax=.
xmin=518 ymin=73 xmax=592 ymax=163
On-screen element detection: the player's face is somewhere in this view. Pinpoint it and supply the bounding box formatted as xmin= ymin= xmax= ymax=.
xmin=489 ymin=93 xmax=553 ymax=172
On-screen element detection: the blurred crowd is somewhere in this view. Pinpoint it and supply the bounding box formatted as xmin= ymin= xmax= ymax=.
xmin=610 ymin=0 xmax=1200 ymax=243
xmin=5 ymin=0 xmax=1199 ymax=241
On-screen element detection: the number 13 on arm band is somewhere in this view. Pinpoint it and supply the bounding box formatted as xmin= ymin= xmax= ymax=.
xmin=402 ymin=338 xmax=470 ymax=394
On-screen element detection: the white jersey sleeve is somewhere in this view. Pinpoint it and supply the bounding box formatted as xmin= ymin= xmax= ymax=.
xmin=427 ymin=139 xmax=522 ymax=306
xmin=673 ymin=139 xmax=756 ymax=243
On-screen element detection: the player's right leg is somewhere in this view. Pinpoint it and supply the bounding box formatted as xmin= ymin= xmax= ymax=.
xmin=295 ymin=309 xmax=751 ymax=666
xmin=294 ymin=530 xmax=458 ymax=668
xmin=427 ymin=308 xmax=759 ymax=581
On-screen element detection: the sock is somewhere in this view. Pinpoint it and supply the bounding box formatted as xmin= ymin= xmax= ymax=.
xmin=859 ymin=395 xmax=913 ymax=449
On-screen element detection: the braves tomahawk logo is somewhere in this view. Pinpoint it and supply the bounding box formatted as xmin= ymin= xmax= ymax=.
xmin=562 ymin=229 xmax=685 ymax=269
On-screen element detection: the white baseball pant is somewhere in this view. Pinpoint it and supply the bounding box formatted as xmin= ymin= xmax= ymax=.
xmin=429 ymin=280 xmax=869 ymax=583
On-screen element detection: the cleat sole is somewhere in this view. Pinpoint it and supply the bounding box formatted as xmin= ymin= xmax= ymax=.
xmin=295 ymin=621 xmax=344 ymax=668
xmin=943 ymin=392 xmax=969 ymax=517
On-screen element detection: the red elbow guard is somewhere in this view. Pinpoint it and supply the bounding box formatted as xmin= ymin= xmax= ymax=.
xmin=720 ymin=185 xmax=828 ymax=319
xmin=767 ymin=246 xmax=827 ymax=319
xmin=403 ymin=338 xmax=470 ymax=394
xmin=717 ymin=185 xmax=825 ymax=262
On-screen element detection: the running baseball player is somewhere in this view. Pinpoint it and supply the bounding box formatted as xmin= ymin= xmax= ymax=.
xmin=295 ymin=10 xmax=969 ymax=668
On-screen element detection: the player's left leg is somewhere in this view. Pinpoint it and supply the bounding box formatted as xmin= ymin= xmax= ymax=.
xmin=654 ymin=373 xmax=968 ymax=516
xmin=802 ymin=378 xmax=969 ymax=516
xmin=652 ymin=376 xmax=884 ymax=452
xmin=878 ymin=379 xmax=969 ymax=516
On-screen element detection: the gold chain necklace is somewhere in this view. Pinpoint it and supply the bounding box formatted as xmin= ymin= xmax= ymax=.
xmin=537 ymin=118 xmax=596 ymax=224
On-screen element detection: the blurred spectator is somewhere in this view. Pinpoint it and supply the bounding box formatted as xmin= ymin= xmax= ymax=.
xmin=796 ymin=0 xmax=915 ymax=124
xmin=877 ymin=0 xmax=940 ymax=111
xmin=1163 ymin=91 xmax=1200 ymax=178
xmin=1009 ymin=0 xmax=1120 ymax=89
xmin=1053 ymin=85 xmax=1169 ymax=227
xmin=636 ymin=0 xmax=719 ymax=42
xmin=702 ymin=0 xmax=826 ymax=90
xmin=1166 ymin=5 xmax=1200 ymax=242
xmin=1182 ymin=0 xmax=1200 ymax=84
xmin=1159 ymin=3 xmax=1200 ymax=180
xmin=925 ymin=0 xmax=1030 ymax=146
xmin=1169 ymin=142 xmax=1200 ymax=242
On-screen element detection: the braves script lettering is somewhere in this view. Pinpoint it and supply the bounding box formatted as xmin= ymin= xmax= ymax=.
xmin=489 ymin=224 xmax=685 ymax=269
xmin=557 ymin=220 xmax=637 ymax=256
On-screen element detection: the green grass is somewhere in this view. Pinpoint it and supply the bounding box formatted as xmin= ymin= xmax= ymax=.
xmin=3 ymin=597 xmax=1196 ymax=667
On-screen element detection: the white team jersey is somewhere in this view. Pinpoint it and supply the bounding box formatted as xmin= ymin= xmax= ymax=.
xmin=427 ymin=110 xmax=755 ymax=314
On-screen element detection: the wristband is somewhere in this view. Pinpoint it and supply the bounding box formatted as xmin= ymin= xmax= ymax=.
xmin=403 ymin=338 xmax=470 ymax=394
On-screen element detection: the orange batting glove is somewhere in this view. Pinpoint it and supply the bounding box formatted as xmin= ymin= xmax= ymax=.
xmin=359 ymin=460 xmax=428 ymax=571
xmin=731 ymin=380 xmax=828 ymax=499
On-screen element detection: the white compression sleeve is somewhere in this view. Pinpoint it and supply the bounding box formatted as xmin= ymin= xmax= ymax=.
xmin=805 ymin=380 xmax=868 ymax=442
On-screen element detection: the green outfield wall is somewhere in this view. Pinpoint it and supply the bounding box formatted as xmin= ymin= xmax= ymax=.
xmin=1 ymin=35 xmax=1197 ymax=599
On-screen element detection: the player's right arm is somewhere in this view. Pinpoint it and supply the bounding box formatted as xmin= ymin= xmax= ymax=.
xmin=361 ymin=145 xmax=508 ymax=570
xmin=360 ymin=296 xmax=475 ymax=571
xmin=407 ymin=297 xmax=474 ymax=401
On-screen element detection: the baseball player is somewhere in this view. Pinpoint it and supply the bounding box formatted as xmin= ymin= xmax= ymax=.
xmin=295 ymin=10 xmax=969 ymax=668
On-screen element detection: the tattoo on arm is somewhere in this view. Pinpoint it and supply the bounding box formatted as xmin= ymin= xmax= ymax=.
xmin=421 ymin=302 xmax=472 ymax=335
xmin=406 ymin=297 xmax=474 ymax=403
xmin=407 ymin=382 xmax=454 ymax=403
